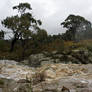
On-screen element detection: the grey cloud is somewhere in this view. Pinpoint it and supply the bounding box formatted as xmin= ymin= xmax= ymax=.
xmin=0 ymin=0 xmax=92 ymax=36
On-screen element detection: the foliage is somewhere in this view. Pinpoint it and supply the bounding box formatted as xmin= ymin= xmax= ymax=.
xmin=61 ymin=14 xmax=92 ymax=41
xmin=2 ymin=2 xmax=42 ymax=51
xmin=32 ymin=29 xmax=48 ymax=46
xmin=13 ymin=3 xmax=32 ymax=13
xmin=41 ymin=38 xmax=64 ymax=52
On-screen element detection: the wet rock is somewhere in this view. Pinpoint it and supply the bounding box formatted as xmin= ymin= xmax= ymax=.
xmin=43 ymin=69 xmax=56 ymax=81
xmin=55 ymin=59 xmax=60 ymax=63
xmin=21 ymin=60 xmax=29 ymax=65
xmin=32 ymin=72 xmax=45 ymax=85
xmin=61 ymin=86 xmax=70 ymax=92
xmin=14 ymin=83 xmax=31 ymax=92
xmin=28 ymin=49 xmax=92 ymax=67
xmin=0 ymin=78 xmax=17 ymax=92
xmin=51 ymin=51 xmax=58 ymax=55
xmin=54 ymin=54 xmax=63 ymax=58
xmin=1 ymin=60 xmax=92 ymax=92
xmin=28 ymin=54 xmax=44 ymax=67
xmin=76 ymin=88 xmax=92 ymax=92
xmin=29 ymin=53 xmax=55 ymax=67
xmin=0 ymin=88 xmax=2 ymax=92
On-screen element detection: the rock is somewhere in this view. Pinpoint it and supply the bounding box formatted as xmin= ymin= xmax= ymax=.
xmin=14 ymin=83 xmax=31 ymax=92
xmin=0 ymin=78 xmax=17 ymax=92
xmin=61 ymin=86 xmax=70 ymax=92
xmin=70 ymin=49 xmax=92 ymax=64
xmin=72 ymin=49 xmax=80 ymax=53
xmin=32 ymin=77 xmax=91 ymax=92
xmin=76 ymin=88 xmax=92 ymax=92
xmin=28 ymin=49 xmax=92 ymax=66
xmin=17 ymin=79 xmax=30 ymax=83
xmin=32 ymin=72 xmax=45 ymax=85
xmin=21 ymin=60 xmax=29 ymax=65
xmin=28 ymin=53 xmax=45 ymax=67
xmin=0 ymin=88 xmax=2 ymax=92
xmin=88 ymin=57 xmax=92 ymax=62
xmin=29 ymin=53 xmax=55 ymax=67
xmin=0 ymin=78 xmax=32 ymax=92
xmin=41 ymin=60 xmax=54 ymax=66
xmin=54 ymin=54 xmax=63 ymax=58
xmin=55 ymin=59 xmax=60 ymax=63
xmin=1 ymin=60 xmax=92 ymax=92
xmin=51 ymin=51 xmax=58 ymax=55
xmin=43 ymin=69 xmax=56 ymax=81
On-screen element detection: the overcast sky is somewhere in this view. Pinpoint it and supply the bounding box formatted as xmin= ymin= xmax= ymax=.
xmin=0 ymin=0 xmax=92 ymax=36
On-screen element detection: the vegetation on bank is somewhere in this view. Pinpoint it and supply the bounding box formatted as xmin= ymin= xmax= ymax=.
xmin=0 ymin=39 xmax=92 ymax=61
xmin=0 ymin=2 xmax=92 ymax=62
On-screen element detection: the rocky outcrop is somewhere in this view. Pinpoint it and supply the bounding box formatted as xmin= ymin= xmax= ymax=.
xmin=0 ymin=78 xmax=32 ymax=92
xmin=28 ymin=53 xmax=54 ymax=67
xmin=28 ymin=49 xmax=92 ymax=67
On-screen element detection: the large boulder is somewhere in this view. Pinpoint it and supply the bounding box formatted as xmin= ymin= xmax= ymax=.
xmin=28 ymin=53 xmax=54 ymax=67
xmin=28 ymin=53 xmax=45 ymax=67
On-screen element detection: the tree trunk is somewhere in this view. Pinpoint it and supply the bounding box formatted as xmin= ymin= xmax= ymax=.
xmin=10 ymin=38 xmax=17 ymax=52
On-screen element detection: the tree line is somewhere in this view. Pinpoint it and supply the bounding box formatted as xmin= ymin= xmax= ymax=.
xmin=0 ymin=2 xmax=92 ymax=60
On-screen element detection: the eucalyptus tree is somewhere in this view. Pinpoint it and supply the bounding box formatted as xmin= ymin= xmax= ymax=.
xmin=2 ymin=3 xmax=42 ymax=51
xmin=0 ymin=30 xmax=4 ymax=40
xmin=61 ymin=14 xmax=92 ymax=41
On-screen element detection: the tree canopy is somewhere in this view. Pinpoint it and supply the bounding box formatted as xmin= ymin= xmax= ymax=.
xmin=61 ymin=14 xmax=92 ymax=41
xmin=1 ymin=3 xmax=42 ymax=51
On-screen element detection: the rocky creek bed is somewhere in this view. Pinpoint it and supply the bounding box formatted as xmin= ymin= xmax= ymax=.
xmin=0 ymin=60 xmax=92 ymax=92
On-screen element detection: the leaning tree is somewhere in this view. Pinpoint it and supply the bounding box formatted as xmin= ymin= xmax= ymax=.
xmin=2 ymin=3 xmax=42 ymax=51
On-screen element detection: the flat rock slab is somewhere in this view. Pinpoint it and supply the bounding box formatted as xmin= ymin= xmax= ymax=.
xmin=33 ymin=77 xmax=92 ymax=92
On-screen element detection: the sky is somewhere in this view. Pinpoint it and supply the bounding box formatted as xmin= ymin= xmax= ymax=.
xmin=0 ymin=0 xmax=92 ymax=37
